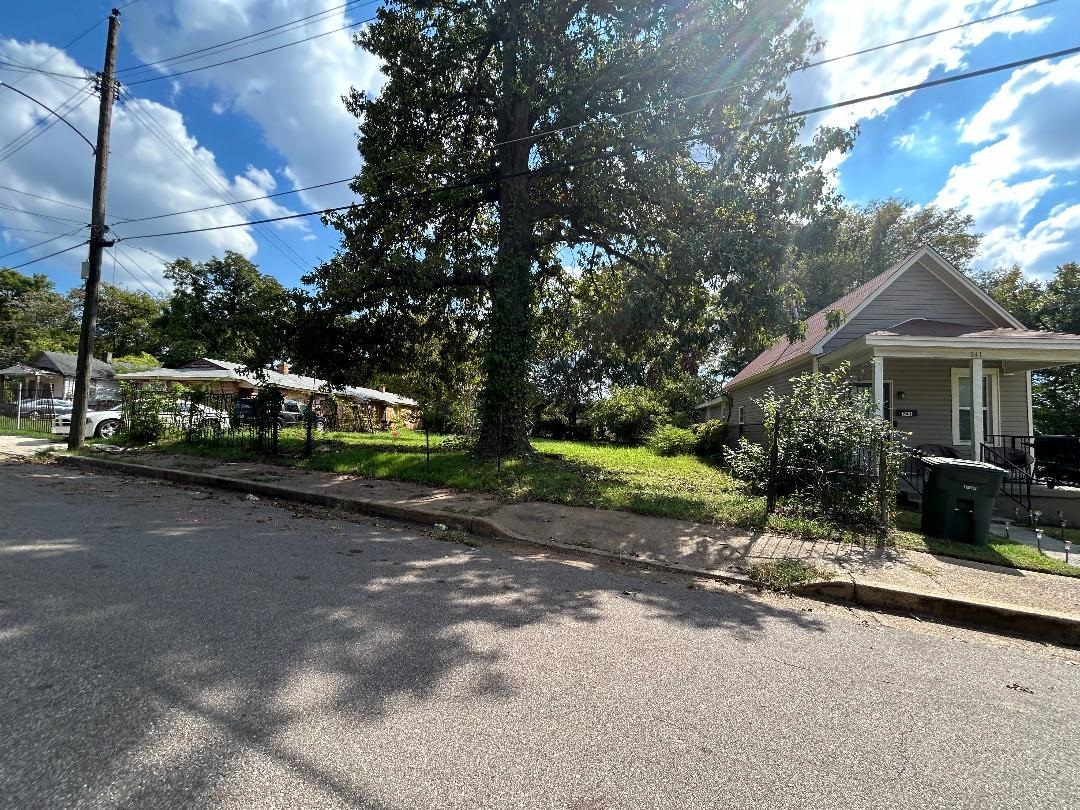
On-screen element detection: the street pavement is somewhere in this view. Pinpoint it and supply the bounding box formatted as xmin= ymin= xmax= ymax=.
xmin=2 ymin=461 xmax=1078 ymax=809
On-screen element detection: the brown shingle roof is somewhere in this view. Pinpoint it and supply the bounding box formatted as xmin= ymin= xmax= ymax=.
xmin=726 ymin=260 xmax=906 ymax=390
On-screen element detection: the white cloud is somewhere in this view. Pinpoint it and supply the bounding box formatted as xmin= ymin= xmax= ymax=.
xmin=0 ymin=38 xmax=301 ymax=291
xmin=122 ymin=0 xmax=383 ymax=211
xmin=792 ymin=0 xmax=1052 ymax=131
xmin=933 ymin=54 xmax=1080 ymax=271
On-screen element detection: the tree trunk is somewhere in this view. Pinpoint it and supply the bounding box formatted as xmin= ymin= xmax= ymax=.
xmin=475 ymin=12 xmax=534 ymax=457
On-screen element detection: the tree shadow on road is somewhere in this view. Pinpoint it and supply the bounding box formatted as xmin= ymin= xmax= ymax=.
xmin=1 ymin=464 xmax=828 ymax=807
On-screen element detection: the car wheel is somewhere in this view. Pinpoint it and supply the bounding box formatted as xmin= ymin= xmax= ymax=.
xmin=315 ymin=418 xmax=326 ymax=431
xmin=96 ymin=419 xmax=120 ymax=439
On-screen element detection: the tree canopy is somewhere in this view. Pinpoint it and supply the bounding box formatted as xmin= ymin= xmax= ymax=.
xmin=304 ymin=0 xmax=851 ymax=454
xmin=792 ymin=198 xmax=982 ymax=314
xmin=157 ymin=251 xmax=294 ymax=368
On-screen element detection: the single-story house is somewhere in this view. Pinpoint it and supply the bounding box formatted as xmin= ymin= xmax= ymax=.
xmin=116 ymin=357 xmax=419 ymax=427
xmin=0 ymin=351 xmax=116 ymax=403
xmin=700 ymin=246 xmax=1080 ymax=463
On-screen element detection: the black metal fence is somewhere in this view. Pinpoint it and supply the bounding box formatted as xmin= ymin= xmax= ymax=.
xmin=113 ymin=386 xmax=409 ymax=455
xmin=0 ymin=382 xmax=63 ymax=436
xmin=733 ymin=413 xmax=899 ymax=530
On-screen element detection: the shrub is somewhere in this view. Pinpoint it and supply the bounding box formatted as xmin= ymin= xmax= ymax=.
xmin=588 ymin=385 xmax=668 ymax=444
xmin=120 ymin=382 xmax=173 ymax=444
xmin=647 ymin=424 xmax=697 ymax=456
xmin=692 ymin=420 xmax=728 ymax=457
xmin=724 ymin=363 xmax=904 ymax=527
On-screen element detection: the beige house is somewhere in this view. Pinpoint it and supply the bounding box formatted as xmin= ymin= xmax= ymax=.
xmin=701 ymin=246 xmax=1080 ymax=463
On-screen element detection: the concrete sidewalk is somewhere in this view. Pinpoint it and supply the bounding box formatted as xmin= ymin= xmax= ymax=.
xmin=32 ymin=446 xmax=1080 ymax=644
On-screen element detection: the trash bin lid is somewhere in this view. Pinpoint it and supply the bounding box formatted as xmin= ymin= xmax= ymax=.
xmin=919 ymin=456 xmax=1006 ymax=472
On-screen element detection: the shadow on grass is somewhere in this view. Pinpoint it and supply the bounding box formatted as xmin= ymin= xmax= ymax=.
xmin=2 ymin=460 xmax=827 ymax=806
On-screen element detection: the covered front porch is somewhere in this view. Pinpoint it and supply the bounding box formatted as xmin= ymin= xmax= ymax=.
xmin=821 ymin=320 xmax=1080 ymax=459
xmin=820 ymin=320 xmax=1080 ymax=518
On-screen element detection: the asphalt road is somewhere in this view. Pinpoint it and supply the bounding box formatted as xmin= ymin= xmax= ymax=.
xmin=2 ymin=460 xmax=1078 ymax=809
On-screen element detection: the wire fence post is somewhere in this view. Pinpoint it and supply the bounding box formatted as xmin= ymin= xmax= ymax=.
xmin=15 ymin=380 xmax=21 ymax=431
xmin=766 ymin=410 xmax=781 ymax=515
xmin=496 ymin=408 xmax=503 ymax=475
xmin=878 ymin=437 xmax=890 ymax=533
xmin=304 ymin=392 xmax=314 ymax=458
xmin=425 ymin=423 xmax=430 ymax=472
xmin=270 ymin=390 xmax=280 ymax=456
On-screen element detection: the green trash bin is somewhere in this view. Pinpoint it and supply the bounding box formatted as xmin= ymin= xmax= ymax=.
xmin=920 ymin=457 xmax=1006 ymax=545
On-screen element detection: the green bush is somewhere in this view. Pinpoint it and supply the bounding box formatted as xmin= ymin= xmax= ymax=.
xmin=725 ymin=363 xmax=904 ymax=527
xmin=120 ymin=382 xmax=173 ymax=444
xmin=647 ymin=424 xmax=697 ymax=456
xmin=692 ymin=420 xmax=728 ymax=457
xmin=588 ymin=385 xmax=667 ymax=444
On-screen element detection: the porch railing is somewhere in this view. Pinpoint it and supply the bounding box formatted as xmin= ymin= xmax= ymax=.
xmin=899 ymin=450 xmax=928 ymax=502
xmin=980 ymin=440 xmax=1033 ymax=514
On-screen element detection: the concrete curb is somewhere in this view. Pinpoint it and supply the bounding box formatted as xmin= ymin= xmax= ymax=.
xmin=56 ymin=453 xmax=1080 ymax=647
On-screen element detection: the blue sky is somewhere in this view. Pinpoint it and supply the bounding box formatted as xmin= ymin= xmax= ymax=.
xmin=2 ymin=0 xmax=1079 ymax=298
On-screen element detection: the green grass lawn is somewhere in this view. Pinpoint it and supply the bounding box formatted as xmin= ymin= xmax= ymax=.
xmin=0 ymin=423 xmax=55 ymax=440
xmin=892 ymin=510 xmax=1080 ymax=578
xmin=130 ymin=428 xmax=1080 ymax=578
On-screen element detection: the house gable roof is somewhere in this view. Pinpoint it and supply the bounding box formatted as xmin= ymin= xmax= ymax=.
xmin=26 ymin=351 xmax=114 ymax=380
xmin=726 ymin=246 xmax=1024 ymax=391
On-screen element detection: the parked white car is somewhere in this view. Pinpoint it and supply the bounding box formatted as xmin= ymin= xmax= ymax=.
xmin=52 ymin=408 xmax=123 ymax=438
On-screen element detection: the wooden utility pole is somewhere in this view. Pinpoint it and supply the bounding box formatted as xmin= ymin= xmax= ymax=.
xmin=69 ymin=8 xmax=121 ymax=449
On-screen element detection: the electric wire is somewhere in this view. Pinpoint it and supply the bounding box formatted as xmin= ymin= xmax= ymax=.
xmin=113 ymin=43 xmax=1080 ymax=243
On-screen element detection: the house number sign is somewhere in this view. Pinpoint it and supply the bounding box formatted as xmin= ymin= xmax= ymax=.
xmin=896 ymin=409 xmax=918 ymax=417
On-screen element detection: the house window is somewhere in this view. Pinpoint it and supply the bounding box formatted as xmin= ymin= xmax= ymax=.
xmin=737 ymin=405 xmax=745 ymax=425
xmin=951 ymin=368 xmax=999 ymax=445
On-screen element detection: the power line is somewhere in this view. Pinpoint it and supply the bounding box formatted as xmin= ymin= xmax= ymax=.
xmin=0 ymin=81 xmax=97 ymax=151
xmin=0 ymin=86 xmax=96 ymax=164
xmin=0 ymin=225 xmax=76 ymax=235
xmin=5 ymin=239 xmax=89 ymax=271
xmin=0 ymin=183 xmax=93 ymax=212
xmin=118 ymin=88 xmax=315 ymax=272
xmin=0 ymin=201 xmax=88 ymax=226
xmin=123 ymin=12 xmax=380 ymax=86
xmin=113 ymin=42 xmax=1080 ymax=243
xmin=0 ymin=226 xmax=87 ymax=261
xmin=809 ymin=0 xmax=1060 ymax=69
xmin=116 ymin=0 xmax=376 ymax=78
xmin=0 ymin=60 xmax=92 ymax=81
xmin=109 ymin=0 xmax=1063 ymax=228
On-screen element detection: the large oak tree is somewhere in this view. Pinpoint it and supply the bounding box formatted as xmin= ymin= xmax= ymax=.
xmin=306 ymin=0 xmax=850 ymax=454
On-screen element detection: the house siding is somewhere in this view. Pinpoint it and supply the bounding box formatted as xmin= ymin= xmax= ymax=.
xmin=823 ymin=261 xmax=997 ymax=353
xmin=728 ymin=360 xmax=813 ymax=445
xmin=857 ymin=358 xmax=1030 ymax=453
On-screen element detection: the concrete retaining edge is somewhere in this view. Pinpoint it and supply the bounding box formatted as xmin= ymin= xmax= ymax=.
xmin=56 ymin=453 xmax=1080 ymax=647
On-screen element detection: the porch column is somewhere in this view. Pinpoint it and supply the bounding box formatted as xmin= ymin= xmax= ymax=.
xmin=970 ymin=355 xmax=983 ymax=460
xmin=872 ymin=354 xmax=884 ymax=421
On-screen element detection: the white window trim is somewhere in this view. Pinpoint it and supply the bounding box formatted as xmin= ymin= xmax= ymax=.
xmin=951 ymin=367 xmax=1001 ymax=445
xmin=737 ymin=405 xmax=745 ymax=425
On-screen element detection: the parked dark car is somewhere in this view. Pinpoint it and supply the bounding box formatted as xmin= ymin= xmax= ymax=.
xmin=233 ymin=398 xmax=324 ymax=430
xmin=1033 ymin=435 xmax=1080 ymax=487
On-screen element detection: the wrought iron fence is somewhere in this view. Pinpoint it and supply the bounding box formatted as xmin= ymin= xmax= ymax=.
xmin=0 ymin=382 xmax=65 ymax=436
xmin=732 ymin=414 xmax=899 ymax=530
